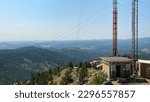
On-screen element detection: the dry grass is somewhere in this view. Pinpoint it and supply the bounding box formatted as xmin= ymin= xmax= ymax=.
xmin=53 ymin=67 xmax=105 ymax=85
xmin=53 ymin=68 xmax=69 ymax=84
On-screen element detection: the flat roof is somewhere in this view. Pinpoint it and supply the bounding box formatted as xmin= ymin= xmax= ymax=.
xmin=100 ymin=57 xmax=132 ymax=63
xmin=138 ymin=60 xmax=150 ymax=64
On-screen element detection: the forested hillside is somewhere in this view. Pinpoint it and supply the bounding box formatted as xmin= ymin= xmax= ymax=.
xmin=18 ymin=61 xmax=107 ymax=85
xmin=0 ymin=46 xmax=73 ymax=84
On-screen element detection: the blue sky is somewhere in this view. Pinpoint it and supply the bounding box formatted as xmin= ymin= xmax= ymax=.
xmin=0 ymin=0 xmax=149 ymax=41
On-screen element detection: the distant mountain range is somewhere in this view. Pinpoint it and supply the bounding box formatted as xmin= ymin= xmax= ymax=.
xmin=0 ymin=37 xmax=149 ymax=84
xmin=0 ymin=37 xmax=150 ymax=54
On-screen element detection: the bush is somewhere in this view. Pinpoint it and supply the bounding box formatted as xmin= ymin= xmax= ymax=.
xmin=92 ymin=71 xmax=106 ymax=85
xmin=60 ymin=70 xmax=73 ymax=85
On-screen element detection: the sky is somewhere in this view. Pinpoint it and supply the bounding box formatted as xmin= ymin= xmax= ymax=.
xmin=0 ymin=0 xmax=149 ymax=41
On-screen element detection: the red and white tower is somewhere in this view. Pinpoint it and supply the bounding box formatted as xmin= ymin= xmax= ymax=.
xmin=113 ymin=0 xmax=118 ymax=56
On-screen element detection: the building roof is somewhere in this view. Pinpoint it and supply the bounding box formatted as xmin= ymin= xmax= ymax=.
xmin=100 ymin=57 xmax=132 ymax=63
xmin=138 ymin=60 xmax=150 ymax=64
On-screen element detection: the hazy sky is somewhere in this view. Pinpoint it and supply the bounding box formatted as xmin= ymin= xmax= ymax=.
xmin=0 ymin=0 xmax=149 ymax=41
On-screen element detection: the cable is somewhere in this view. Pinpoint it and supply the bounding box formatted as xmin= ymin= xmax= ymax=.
xmin=57 ymin=5 xmax=113 ymax=41
xmin=51 ymin=1 xmax=112 ymax=41
xmin=118 ymin=1 xmax=150 ymax=19
xmin=52 ymin=2 xmax=112 ymax=41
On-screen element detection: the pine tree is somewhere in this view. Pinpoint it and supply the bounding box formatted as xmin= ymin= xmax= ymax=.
xmin=79 ymin=66 xmax=88 ymax=85
xmin=60 ymin=70 xmax=73 ymax=85
xmin=68 ymin=62 xmax=73 ymax=68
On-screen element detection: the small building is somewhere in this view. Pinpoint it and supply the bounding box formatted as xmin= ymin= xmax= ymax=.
xmin=100 ymin=57 xmax=132 ymax=79
xmin=137 ymin=60 xmax=150 ymax=79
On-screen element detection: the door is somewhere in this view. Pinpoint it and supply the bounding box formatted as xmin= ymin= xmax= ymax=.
xmin=116 ymin=65 xmax=121 ymax=77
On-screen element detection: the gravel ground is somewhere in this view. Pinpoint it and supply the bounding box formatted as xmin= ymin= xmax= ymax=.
xmin=112 ymin=78 xmax=150 ymax=85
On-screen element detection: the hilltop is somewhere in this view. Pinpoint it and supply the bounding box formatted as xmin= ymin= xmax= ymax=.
xmin=19 ymin=61 xmax=108 ymax=85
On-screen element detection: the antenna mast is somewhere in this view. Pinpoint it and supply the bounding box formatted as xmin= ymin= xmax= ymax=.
xmin=113 ymin=0 xmax=118 ymax=56
xmin=135 ymin=0 xmax=138 ymax=60
xmin=132 ymin=0 xmax=138 ymax=71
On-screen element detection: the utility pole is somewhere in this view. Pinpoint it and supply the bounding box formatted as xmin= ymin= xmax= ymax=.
xmin=113 ymin=0 xmax=118 ymax=56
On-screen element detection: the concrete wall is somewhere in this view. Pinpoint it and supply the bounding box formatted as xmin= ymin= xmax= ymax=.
xmin=138 ymin=62 xmax=150 ymax=79
xmin=101 ymin=60 xmax=131 ymax=78
xmin=101 ymin=60 xmax=110 ymax=78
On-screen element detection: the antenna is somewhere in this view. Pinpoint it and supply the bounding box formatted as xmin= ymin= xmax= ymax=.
xmin=135 ymin=0 xmax=138 ymax=60
xmin=132 ymin=0 xmax=135 ymax=61
xmin=113 ymin=0 xmax=118 ymax=56
xmin=132 ymin=0 xmax=138 ymax=71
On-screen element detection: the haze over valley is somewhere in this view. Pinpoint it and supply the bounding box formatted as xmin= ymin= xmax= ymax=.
xmin=0 ymin=37 xmax=149 ymax=84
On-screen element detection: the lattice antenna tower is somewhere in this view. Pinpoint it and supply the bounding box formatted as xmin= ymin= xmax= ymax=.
xmin=132 ymin=0 xmax=138 ymax=69
xmin=113 ymin=0 xmax=118 ymax=56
